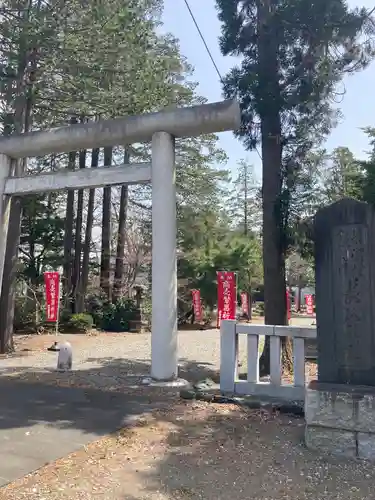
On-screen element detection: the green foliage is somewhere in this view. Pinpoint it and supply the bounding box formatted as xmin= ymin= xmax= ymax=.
xmin=286 ymin=251 xmax=314 ymax=287
xmin=179 ymin=209 xmax=263 ymax=309
xmin=217 ymin=0 xmax=374 ymax=151
xmin=176 ymin=136 xmax=229 ymax=209
xmin=0 ymin=0 xmax=231 ymax=326
xmin=60 ymin=308 xmax=73 ymax=326
xmin=254 ymin=302 xmax=264 ymax=317
xmin=352 ymin=128 xmax=375 ymax=207
xmin=19 ymin=194 xmax=65 ymax=283
xmin=227 ymin=159 xmax=261 ymax=235
xmin=14 ymin=294 xmax=37 ymax=332
xmin=178 ymin=207 xmax=229 ymax=253
xmin=216 ymin=0 xmax=374 ymax=328
xmin=67 ymin=313 xmax=94 ymax=333
xmin=97 ymin=298 xmax=139 ymax=332
xmin=292 ymin=145 xmax=366 ymax=259
xmin=141 ymin=294 xmax=152 ymax=330
xmin=322 ymin=147 xmax=363 ymax=203
xmin=31 ymin=0 xmax=180 ymax=122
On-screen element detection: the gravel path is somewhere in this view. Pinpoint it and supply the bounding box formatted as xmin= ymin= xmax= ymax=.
xmin=0 ymin=317 xmax=315 ymax=389
xmin=0 ymin=330 xmax=246 ymax=388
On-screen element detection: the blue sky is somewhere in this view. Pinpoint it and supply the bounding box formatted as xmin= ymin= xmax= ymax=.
xmin=161 ymin=0 xmax=375 ymax=178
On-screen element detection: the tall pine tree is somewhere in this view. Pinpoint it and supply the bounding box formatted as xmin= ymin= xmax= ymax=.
xmin=216 ymin=0 xmax=374 ymax=372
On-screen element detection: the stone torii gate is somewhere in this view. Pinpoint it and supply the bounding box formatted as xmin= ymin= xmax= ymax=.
xmin=0 ymin=100 xmax=240 ymax=380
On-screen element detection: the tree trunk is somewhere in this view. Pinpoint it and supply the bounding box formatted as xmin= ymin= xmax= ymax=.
xmin=113 ymin=149 xmax=129 ymax=303
xmin=63 ymin=127 xmax=77 ymax=312
xmin=247 ymin=288 xmax=252 ymax=321
xmin=297 ymin=282 xmax=302 ymax=312
xmin=0 ymin=0 xmax=37 ymax=353
xmin=100 ymin=146 xmax=112 ymax=300
xmin=26 ymin=207 xmax=39 ymax=326
xmin=71 ymin=148 xmax=86 ymax=312
xmin=244 ymin=164 xmax=248 ymax=236
xmin=0 ymin=198 xmax=22 ymax=352
xmin=78 ymin=147 xmax=99 ymax=312
xmin=256 ymin=0 xmax=290 ymax=375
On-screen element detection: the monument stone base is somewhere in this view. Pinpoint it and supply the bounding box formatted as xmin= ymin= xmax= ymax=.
xmin=305 ymin=381 xmax=375 ymax=460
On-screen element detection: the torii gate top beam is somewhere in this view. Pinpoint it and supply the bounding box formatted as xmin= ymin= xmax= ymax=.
xmin=0 ymin=100 xmax=241 ymax=159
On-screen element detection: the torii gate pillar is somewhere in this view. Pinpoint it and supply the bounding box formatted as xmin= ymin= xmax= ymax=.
xmin=0 ymin=100 xmax=241 ymax=380
xmin=151 ymin=132 xmax=177 ymax=379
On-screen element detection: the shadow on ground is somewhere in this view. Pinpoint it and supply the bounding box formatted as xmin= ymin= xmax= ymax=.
xmin=116 ymin=403 xmax=375 ymax=500
xmin=0 ymin=355 xmax=221 ymax=486
xmin=0 ymin=350 xmax=371 ymax=499
xmin=0 ymin=356 xmax=219 ymax=435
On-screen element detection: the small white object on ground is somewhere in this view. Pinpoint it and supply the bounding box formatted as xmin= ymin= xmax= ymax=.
xmin=57 ymin=342 xmax=72 ymax=371
xmin=140 ymin=376 xmax=189 ymax=388
xmin=141 ymin=377 xmax=152 ymax=385
xmin=148 ymin=378 xmax=189 ymax=388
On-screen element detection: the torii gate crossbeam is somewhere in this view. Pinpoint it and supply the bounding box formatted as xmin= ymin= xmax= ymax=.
xmin=0 ymin=99 xmax=241 ymax=380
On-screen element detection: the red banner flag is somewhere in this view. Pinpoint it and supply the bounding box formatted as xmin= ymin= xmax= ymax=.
xmin=191 ymin=289 xmax=203 ymax=323
xmin=240 ymin=292 xmax=249 ymax=316
xmin=305 ymin=294 xmax=314 ymax=315
xmin=44 ymin=272 xmax=60 ymax=322
xmin=217 ymin=271 xmax=236 ymax=328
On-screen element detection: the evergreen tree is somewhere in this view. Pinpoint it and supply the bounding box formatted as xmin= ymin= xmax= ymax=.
xmin=322 ymin=146 xmax=363 ymax=203
xmin=229 ymin=159 xmax=261 ymax=235
xmin=179 ymin=209 xmax=263 ymax=312
xmin=216 ymin=0 xmax=374 ymax=372
xmin=216 ymin=0 xmax=374 ymax=327
xmin=352 ymin=127 xmax=375 ymax=207
xmin=0 ymin=0 xmax=233 ymax=346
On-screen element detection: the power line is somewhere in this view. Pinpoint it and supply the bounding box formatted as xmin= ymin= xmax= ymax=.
xmin=182 ymin=0 xmax=223 ymax=83
xmin=182 ymin=0 xmax=263 ymax=163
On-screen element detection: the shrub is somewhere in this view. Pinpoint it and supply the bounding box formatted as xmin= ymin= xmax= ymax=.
xmin=67 ymin=313 xmax=94 ymax=333
xmin=14 ymin=295 xmax=37 ymax=331
xmin=141 ymin=295 xmax=152 ymax=330
xmin=98 ymin=298 xmax=139 ymax=332
xmin=255 ymin=301 xmax=264 ymax=316
xmin=85 ymin=291 xmax=107 ymax=326
xmin=60 ymin=308 xmax=72 ymax=325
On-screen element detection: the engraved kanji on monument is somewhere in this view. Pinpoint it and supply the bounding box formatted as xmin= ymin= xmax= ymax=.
xmin=314 ymin=198 xmax=375 ymax=386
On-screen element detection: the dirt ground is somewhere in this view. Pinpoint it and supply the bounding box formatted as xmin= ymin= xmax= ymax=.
xmin=2 ymin=401 xmax=375 ymax=500
xmin=0 ymin=322 xmax=351 ymax=500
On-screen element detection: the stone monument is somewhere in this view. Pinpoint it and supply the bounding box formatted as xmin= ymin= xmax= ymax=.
xmin=305 ymin=198 xmax=375 ymax=460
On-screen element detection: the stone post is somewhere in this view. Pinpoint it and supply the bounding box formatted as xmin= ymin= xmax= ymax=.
xmin=314 ymin=198 xmax=375 ymax=385
xmin=306 ymin=198 xmax=375 ymax=461
xmin=150 ymin=132 xmax=177 ymax=380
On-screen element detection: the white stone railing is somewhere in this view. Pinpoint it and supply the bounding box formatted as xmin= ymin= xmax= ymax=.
xmin=220 ymin=320 xmax=317 ymax=401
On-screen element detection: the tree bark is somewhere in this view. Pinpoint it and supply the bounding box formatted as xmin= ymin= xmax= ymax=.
xmin=0 ymin=198 xmax=22 ymax=352
xmin=63 ymin=122 xmax=77 ymax=312
xmin=256 ymin=0 xmax=290 ymax=375
xmin=244 ymin=163 xmax=248 ymax=236
xmin=78 ymin=147 xmax=99 ymax=312
xmin=113 ymin=149 xmax=129 ymax=303
xmin=297 ymin=281 xmax=302 ymax=312
xmin=71 ymin=148 xmax=86 ymax=312
xmin=100 ymin=146 xmax=112 ymax=300
xmin=0 ymin=0 xmax=37 ymax=352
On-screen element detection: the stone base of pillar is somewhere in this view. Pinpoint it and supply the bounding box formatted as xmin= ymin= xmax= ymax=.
xmin=305 ymin=380 xmax=375 ymax=460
